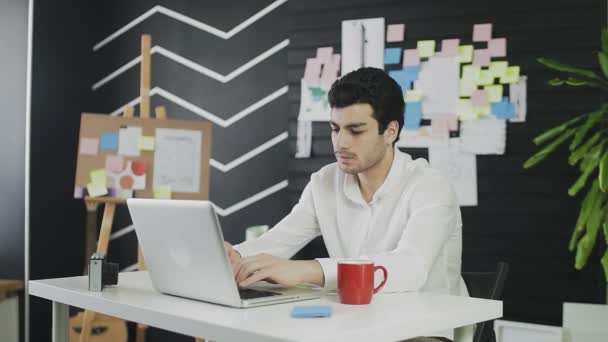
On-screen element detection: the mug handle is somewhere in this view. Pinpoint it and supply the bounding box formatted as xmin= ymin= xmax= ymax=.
xmin=373 ymin=265 xmax=388 ymax=294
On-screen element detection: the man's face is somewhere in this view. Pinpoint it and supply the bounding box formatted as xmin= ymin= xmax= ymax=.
xmin=330 ymin=103 xmax=394 ymax=174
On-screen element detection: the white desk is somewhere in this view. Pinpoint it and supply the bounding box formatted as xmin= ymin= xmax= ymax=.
xmin=29 ymin=271 xmax=502 ymax=342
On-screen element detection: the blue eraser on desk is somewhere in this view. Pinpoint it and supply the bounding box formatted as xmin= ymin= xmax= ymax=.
xmin=290 ymin=305 xmax=332 ymax=318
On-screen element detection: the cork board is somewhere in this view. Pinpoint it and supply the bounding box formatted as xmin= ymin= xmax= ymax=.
xmin=74 ymin=113 xmax=212 ymax=201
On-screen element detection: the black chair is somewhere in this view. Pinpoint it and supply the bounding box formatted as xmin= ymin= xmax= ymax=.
xmin=461 ymin=262 xmax=509 ymax=342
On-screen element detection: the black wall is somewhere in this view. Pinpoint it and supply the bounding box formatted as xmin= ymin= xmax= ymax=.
xmin=287 ymin=0 xmax=606 ymax=326
xmin=29 ymin=1 xmax=288 ymax=341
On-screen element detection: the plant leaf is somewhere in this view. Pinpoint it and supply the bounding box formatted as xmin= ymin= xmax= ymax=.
xmin=602 ymin=29 xmax=608 ymax=54
xmin=580 ymin=142 xmax=605 ymax=172
xmin=574 ymin=191 xmax=605 ymax=270
xmin=601 ymin=250 xmax=608 ymax=283
xmin=570 ymin=184 xmax=600 ymax=250
xmin=599 ymin=52 xmax=608 ymax=79
xmin=568 ymin=167 xmax=597 ymax=196
xmin=569 ymin=132 xmax=602 ymax=166
xmin=533 ymin=114 xmax=587 ymax=146
xmin=548 ymin=78 xmax=565 ymax=86
xmin=599 ymin=149 xmax=608 ymax=192
xmin=570 ymin=111 xmax=603 ymax=150
xmin=524 ymin=129 xmax=575 ymax=168
xmin=537 ymin=57 xmax=602 ymax=80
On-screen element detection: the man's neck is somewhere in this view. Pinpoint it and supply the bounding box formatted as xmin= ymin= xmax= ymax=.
xmin=357 ymin=147 xmax=395 ymax=203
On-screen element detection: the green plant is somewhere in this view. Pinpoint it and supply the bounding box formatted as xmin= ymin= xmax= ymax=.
xmin=524 ymin=29 xmax=608 ymax=282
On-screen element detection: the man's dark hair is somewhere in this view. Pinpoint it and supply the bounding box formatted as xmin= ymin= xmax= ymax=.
xmin=328 ymin=67 xmax=404 ymax=144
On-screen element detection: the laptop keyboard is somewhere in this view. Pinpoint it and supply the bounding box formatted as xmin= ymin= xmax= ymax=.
xmin=238 ymin=288 xmax=281 ymax=300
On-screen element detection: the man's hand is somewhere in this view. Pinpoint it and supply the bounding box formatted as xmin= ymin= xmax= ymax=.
xmin=235 ymin=253 xmax=324 ymax=288
xmin=224 ymin=241 xmax=241 ymax=275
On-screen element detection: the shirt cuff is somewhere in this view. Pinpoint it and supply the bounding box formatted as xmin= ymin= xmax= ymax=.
xmin=315 ymin=258 xmax=338 ymax=290
xmin=232 ymin=242 xmax=255 ymax=258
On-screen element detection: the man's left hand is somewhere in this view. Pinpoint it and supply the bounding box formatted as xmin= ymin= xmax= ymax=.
xmin=235 ymin=254 xmax=323 ymax=288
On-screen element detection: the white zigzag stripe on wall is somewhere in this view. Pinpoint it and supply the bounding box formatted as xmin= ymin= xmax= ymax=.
xmin=92 ymin=39 xmax=290 ymax=90
xmin=94 ymin=0 xmax=287 ymax=51
xmin=210 ymin=132 xmax=288 ymax=172
xmin=111 ymin=85 xmax=288 ymax=128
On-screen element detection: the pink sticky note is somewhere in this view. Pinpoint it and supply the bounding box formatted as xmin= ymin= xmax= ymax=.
xmin=473 ymin=23 xmax=492 ymax=42
xmin=488 ymin=38 xmax=506 ymax=57
xmin=446 ymin=114 xmax=459 ymax=131
xmin=441 ymin=39 xmax=460 ymax=56
xmin=471 ymin=90 xmax=489 ymax=106
xmin=316 ymin=47 xmax=333 ymax=63
xmin=431 ymin=116 xmax=449 ymax=136
xmin=386 ymin=24 xmax=405 ymax=42
xmin=403 ymin=49 xmax=420 ymax=66
xmin=473 ymin=49 xmax=491 ymax=67
xmin=79 ymin=138 xmax=99 ymax=155
xmin=105 ymin=155 xmax=125 ymax=174
xmin=303 ymin=58 xmax=322 ymax=82
xmin=331 ymin=54 xmax=341 ymax=69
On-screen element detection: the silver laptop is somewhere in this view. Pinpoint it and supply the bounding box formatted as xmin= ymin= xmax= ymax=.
xmin=126 ymin=198 xmax=320 ymax=308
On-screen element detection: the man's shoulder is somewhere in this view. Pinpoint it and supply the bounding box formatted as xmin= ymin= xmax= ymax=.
xmin=311 ymin=162 xmax=340 ymax=185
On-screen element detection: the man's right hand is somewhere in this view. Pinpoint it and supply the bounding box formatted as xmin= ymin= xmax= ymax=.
xmin=224 ymin=241 xmax=241 ymax=276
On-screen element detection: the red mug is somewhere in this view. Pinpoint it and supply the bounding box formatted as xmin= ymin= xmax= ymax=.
xmin=337 ymin=260 xmax=388 ymax=305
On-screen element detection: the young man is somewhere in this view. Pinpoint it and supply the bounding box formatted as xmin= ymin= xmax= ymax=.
xmin=225 ymin=67 xmax=464 ymax=342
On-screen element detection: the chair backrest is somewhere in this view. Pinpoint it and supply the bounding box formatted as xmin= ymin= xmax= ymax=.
xmin=462 ymin=262 xmax=509 ymax=342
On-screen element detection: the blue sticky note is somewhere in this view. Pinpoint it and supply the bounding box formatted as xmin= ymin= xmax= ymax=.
xmin=100 ymin=132 xmax=119 ymax=151
xmin=389 ymin=70 xmax=413 ymax=96
xmin=491 ymin=97 xmax=514 ymax=120
xmin=384 ymin=48 xmax=402 ymax=65
xmin=404 ymin=102 xmax=422 ymax=130
xmin=403 ymin=65 xmax=420 ymax=81
xmin=291 ymin=305 xmax=332 ymax=318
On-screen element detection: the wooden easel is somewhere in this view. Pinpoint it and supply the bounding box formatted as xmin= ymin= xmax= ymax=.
xmin=76 ymin=34 xmax=205 ymax=342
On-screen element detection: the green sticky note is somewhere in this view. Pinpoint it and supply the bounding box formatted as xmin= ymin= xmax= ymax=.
xmin=462 ymin=65 xmax=481 ymax=82
xmin=153 ymin=185 xmax=171 ymax=199
xmin=475 ymin=105 xmax=491 ymax=117
xmin=138 ymin=136 xmax=155 ymax=151
xmin=404 ymin=90 xmax=423 ymax=103
xmin=457 ymin=45 xmax=473 ymax=63
xmin=489 ymin=61 xmax=508 ymax=78
xmin=478 ymin=69 xmax=494 ymax=86
xmin=417 ymin=40 xmax=436 ymax=58
xmin=500 ymin=66 xmax=520 ymax=84
xmin=459 ymin=79 xmax=477 ymax=97
xmin=457 ymin=99 xmax=477 ymax=120
xmin=484 ymin=85 xmax=503 ymax=102
xmin=90 ymin=169 xmax=107 ymax=187
xmin=87 ymin=182 xmax=108 ymax=198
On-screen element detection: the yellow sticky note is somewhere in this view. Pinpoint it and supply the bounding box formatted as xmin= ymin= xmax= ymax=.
xmin=500 ymin=66 xmax=520 ymax=84
xmin=457 ymin=45 xmax=473 ymax=63
xmin=475 ymin=105 xmax=491 ymax=117
xmin=459 ymin=79 xmax=477 ymax=97
xmin=138 ymin=136 xmax=155 ymax=151
xmin=457 ymin=99 xmax=477 ymax=120
xmin=489 ymin=61 xmax=508 ymax=78
xmin=462 ymin=65 xmax=481 ymax=82
xmin=404 ymin=90 xmax=423 ymax=103
xmin=153 ymin=185 xmax=171 ymax=199
xmin=90 ymin=169 xmax=107 ymax=187
xmin=87 ymin=182 xmax=108 ymax=198
xmin=484 ymin=85 xmax=503 ymax=102
xmin=417 ymin=40 xmax=436 ymax=58
xmin=478 ymin=69 xmax=494 ymax=85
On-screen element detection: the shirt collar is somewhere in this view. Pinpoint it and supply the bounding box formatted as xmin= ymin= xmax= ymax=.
xmin=343 ymin=147 xmax=410 ymax=205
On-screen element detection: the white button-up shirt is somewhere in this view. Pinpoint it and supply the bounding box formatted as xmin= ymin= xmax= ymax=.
xmin=235 ymin=148 xmax=466 ymax=339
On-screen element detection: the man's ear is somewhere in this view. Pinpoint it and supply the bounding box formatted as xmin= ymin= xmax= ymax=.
xmin=384 ymin=120 xmax=399 ymax=145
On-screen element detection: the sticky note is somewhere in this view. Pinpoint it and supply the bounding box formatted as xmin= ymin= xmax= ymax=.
xmin=118 ymin=126 xmax=142 ymax=157
xmin=484 ymin=85 xmax=503 ymax=102
xmin=459 ymin=79 xmax=477 ymax=97
xmin=492 ymin=98 xmax=515 ymax=119
xmin=417 ymin=40 xmax=436 ymax=58
xmin=79 ymin=138 xmax=99 ymax=155
xmin=403 ymin=49 xmax=420 ymax=66
xmin=462 ymin=65 xmax=481 ymax=82
xmin=386 ymin=24 xmax=405 ymax=42
xmin=403 ymin=66 xmax=420 ymax=80
xmin=74 ymin=186 xmax=84 ymax=199
xmin=489 ymin=61 xmax=508 ymax=78
xmin=499 ymin=66 xmax=520 ymax=84
xmin=431 ymin=116 xmax=449 ymax=136
xmin=132 ymin=174 xmax=146 ymax=190
xmin=100 ymin=133 xmax=118 ymax=151
xmin=488 ymin=38 xmax=506 ymax=57
xmin=473 ymin=49 xmax=491 ymax=67
xmin=475 ymin=105 xmax=491 ymax=117
xmin=384 ymin=48 xmax=402 ymax=64
xmin=446 ymin=114 xmax=459 ymax=131
xmin=153 ymin=185 xmax=172 ymax=199
xmin=90 ymin=169 xmax=107 ymax=187
xmin=457 ymin=45 xmax=473 ymax=63
xmin=138 ymin=136 xmax=155 ymax=151
xmin=473 ymin=23 xmax=492 ymax=42
xmin=291 ymin=305 xmax=332 ymax=318
xmin=441 ymin=39 xmax=460 ymax=56
xmin=120 ymin=189 xmax=133 ymax=199
xmin=404 ymin=89 xmax=423 ymax=103
xmin=404 ymin=102 xmax=422 ymax=130
xmin=316 ymin=47 xmax=333 ymax=63
xmin=303 ymin=58 xmax=322 ymax=83
xmin=105 ymin=155 xmax=125 ymax=174
xmin=457 ymin=99 xmax=476 ymax=120
xmin=389 ymin=68 xmax=418 ymax=94
xmin=478 ymin=69 xmax=494 ymax=86
xmin=87 ymin=182 xmax=108 ymax=198
xmin=471 ymin=89 xmax=489 ymax=106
